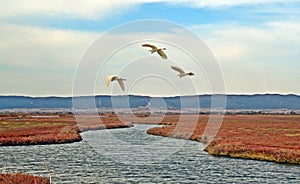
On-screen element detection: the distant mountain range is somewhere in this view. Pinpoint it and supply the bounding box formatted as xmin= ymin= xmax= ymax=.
xmin=0 ymin=94 xmax=299 ymax=110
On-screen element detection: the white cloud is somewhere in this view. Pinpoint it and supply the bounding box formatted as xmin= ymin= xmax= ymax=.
xmin=0 ymin=0 xmax=136 ymax=20
xmin=199 ymin=22 xmax=300 ymax=63
xmin=181 ymin=0 xmax=298 ymax=8
xmin=2 ymin=20 xmax=300 ymax=96
xmin=0 ymin=24 xmax=98 ymax=68
xmin=0 ymin=23 xmax=209 ymax=96
xmin=193 ymin=21 xmax=300 ymax=94
xmin=0 ymin=0 xmax=296 ymax=20
xmin=0 ymin=24 xmax=99 ymax=96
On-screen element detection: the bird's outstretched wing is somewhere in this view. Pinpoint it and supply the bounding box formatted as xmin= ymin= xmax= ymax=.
xmin=106 ymin=75 xmax=116 ymax=87
xmin=142 ymin=44 xmax=157 ymax=50
xmin=117 ymin=79 xmax=125 ymax=91
xmin=157 ymin=49 xmax=167 ymax=59
xmin=171 ymin=66 xmax=185 ymax=74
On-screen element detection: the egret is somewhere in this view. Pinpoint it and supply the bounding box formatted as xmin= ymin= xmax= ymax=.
xmin=171 ymin=66 xmax=195 ymax=78
xmin=106 ymin=75 xmax=126 ymax=91
xmin=142 ymin=44 xmax=167 ymax=59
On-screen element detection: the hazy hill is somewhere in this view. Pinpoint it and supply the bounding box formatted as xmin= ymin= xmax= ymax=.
xmin=0 ymin=94 xmax=299 ymax=110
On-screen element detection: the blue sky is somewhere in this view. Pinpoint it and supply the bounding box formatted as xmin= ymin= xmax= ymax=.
xmin=4 ymin=2 xmax=300 ymax=31
xmin=0 ymin=1 xmax=300 ymax=96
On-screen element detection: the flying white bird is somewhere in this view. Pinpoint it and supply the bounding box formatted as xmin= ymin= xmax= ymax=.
xmin=106 ymin=75 xmax=126 ymax=91
xmin=142 ymin=44 xmax=168 ymax=59
xmin=171 ymin=66 xmax=195 ymax=78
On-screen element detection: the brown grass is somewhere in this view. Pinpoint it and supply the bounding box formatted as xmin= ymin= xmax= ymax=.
xmin=147 ymin=114 xmax=300 ymax=164
xmin=0 ymin=114 xmax=132 ymax=146
xmin=0 ymin=173 xmax=50 ymax=184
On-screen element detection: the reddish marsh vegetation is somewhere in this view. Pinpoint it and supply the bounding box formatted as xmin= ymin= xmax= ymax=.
xmin=0 ymin=173 xmax=50 ymax=184
xmin=0 ymin=115 xmax=81 ymax=146
xmin=0 ymin=114 xmax=132 ymax=146
xmin=147 ymin=114 xmax=300 ymax=164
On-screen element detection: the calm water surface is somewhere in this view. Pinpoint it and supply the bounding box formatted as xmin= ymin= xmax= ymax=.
xmin=0 ymin=124 xmax=299 ymax=183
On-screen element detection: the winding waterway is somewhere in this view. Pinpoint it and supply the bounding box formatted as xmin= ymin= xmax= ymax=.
xmin=0 ymin=124 xmax=299 ymax=183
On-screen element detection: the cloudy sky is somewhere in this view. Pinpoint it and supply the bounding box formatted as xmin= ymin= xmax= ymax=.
xmin=1 ymin=0 xmax=300 ymax=97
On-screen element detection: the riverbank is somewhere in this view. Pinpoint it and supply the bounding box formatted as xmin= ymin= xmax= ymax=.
xmin=147 ymin=114 xmax=300 ymax=164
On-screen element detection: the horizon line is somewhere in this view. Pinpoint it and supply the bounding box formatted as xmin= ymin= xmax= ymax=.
xmin=0 ymin=93 xmax=299 ymax=98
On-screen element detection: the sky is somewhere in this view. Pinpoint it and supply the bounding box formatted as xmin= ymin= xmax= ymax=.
xmin=0 ymin=0 xmax=300 ymax=97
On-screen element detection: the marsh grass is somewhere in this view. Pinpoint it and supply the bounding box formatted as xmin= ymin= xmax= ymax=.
xmin=0 ymin=172 xmax=50 ymax=184
xmin=147 ymin=114 xmax=300 ymax=164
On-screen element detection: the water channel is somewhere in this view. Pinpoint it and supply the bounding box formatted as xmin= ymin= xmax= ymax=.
xmin=0 ymin=124 xmax=299 ymax=183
